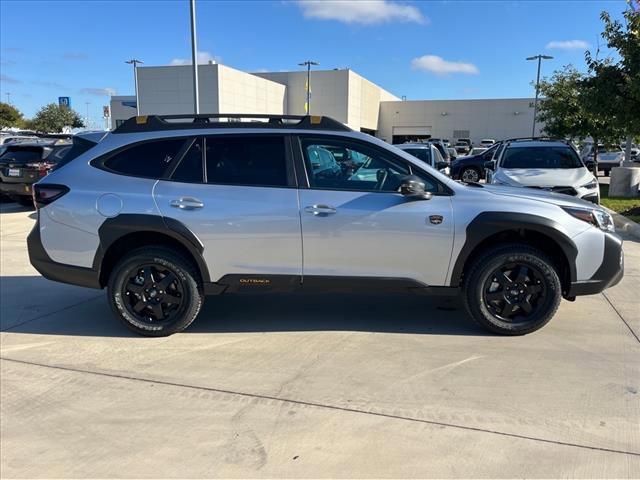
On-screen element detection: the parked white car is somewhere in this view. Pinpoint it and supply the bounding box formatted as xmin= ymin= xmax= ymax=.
xmin=486 ymin=139 xmax=600 ymax=204
xmin=480 ymin=139 xmax=496 ymax=147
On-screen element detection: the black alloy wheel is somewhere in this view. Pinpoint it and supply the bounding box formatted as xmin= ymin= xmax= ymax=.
xmin=482 ymin=262 xmax=546 ymax=325
xmin=122 ymin=264 xmax=185 ymax=325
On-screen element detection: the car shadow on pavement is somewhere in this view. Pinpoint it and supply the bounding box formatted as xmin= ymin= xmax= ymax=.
xmin=1 ymin=275 xmax=489 ymax=337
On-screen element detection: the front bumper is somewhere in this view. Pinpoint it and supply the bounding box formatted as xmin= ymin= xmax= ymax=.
xmin=27 ymin=213 xmax=102 ymax=289
xmin=568 ymin=232 xmax=624 ymax=296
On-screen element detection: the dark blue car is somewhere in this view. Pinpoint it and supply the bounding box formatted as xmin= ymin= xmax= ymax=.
xmin=450 ymin=142 xmax=503 ymax=182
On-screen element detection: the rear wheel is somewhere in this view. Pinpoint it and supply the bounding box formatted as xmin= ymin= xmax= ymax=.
xmin=107 ymin=247 xmax=203 ymax=336
xmin=462 ymin=245 xmax=561 ymax=335
xmin=461 ymin=167 xmax=480 ymax=183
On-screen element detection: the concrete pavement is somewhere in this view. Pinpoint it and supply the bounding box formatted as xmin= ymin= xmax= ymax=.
xmin=1 ymin=202 xmax=639 ymax=478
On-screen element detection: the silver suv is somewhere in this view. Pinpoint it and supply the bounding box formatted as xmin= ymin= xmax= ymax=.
xmin=28 ymin=115 xmax=624 ymax=336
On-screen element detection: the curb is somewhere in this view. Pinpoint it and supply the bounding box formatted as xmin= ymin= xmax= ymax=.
xmin=603 ymin=206 xmax=640 ymax=240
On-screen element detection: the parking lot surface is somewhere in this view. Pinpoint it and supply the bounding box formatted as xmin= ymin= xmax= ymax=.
xmin=1 ymin=202 xmax=639 ymax=478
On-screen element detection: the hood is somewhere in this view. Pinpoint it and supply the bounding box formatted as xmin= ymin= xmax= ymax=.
xmin=481 ymin=184 xmax=603 ymax=210
xmin=496 ymin=167 xmax=592 ymax=187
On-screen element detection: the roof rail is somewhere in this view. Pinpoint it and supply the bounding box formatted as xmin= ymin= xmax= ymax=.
xmin=113 ymin=114 xmax=351 ymax=134
xmin=505 ymin=136 xmax=569 ymax=143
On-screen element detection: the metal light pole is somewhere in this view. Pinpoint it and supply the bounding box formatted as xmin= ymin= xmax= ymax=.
xmin=190 ymin=0 xmax=200 ymax=114
xmin=5 ymin=92 xmax=10 ymax=105
xmin=526 ymin=54 xmax=553 ymax=137
xmin=85 ymin=102 xmax=90 ymax=128
xmin=125 ymin=59 xmax=143 ymax=115
xmin=298 ymin=60 xmax=319 ymax=115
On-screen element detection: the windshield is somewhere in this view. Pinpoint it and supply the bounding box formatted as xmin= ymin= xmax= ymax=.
xmin=501 ymin=146 xmax=583 ymax=169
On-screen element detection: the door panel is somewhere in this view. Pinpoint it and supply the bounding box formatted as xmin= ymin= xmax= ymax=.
xmin=298 ymin=189 xmax=454 ymax=286
xmin=154 ymin=181 xmax=302 ymax=281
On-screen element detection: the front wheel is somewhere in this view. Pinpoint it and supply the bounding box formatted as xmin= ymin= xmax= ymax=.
xmin=107 ymin=246 xmax=203 ymax=336
xmin=462 ymin=245 xmax=561 ymax=335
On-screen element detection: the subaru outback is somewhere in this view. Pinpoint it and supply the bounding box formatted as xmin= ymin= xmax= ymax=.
xmin=27 ymin=115 xmax=624 ymax=336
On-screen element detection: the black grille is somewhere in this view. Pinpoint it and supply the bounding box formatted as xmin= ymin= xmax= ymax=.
xmin=528 ymin=186 xmax=578 ymax=196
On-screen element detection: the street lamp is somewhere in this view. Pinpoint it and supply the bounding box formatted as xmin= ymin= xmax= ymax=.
xmin=189 ymin=0 xmax=200 ymax=114
xmin=526 ymin=54 xmax=553 ymax=137
xmin=85 ymin=102 xmax=91 ymax=128
xmin=298 ymin=60 xmax=319 ymax=115
xmin=125 ymin=58 xmax=143 ymax=115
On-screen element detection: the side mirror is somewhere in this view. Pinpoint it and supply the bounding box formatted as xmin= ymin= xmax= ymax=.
xmin=484 ymin=160 xmax=495 ymax=170
xmin=436 ymin=161 xmax=449 ymax=170
xmin=400 ymin=175 xmax=433 ymax=201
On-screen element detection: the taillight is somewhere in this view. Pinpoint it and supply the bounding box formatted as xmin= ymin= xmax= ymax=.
xmin=26 ymin=162 xmax=51 ymax=176
xmin=33 ymin=184 xmax=69 ymax=208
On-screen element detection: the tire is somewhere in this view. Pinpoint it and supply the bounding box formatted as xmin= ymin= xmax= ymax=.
xmin=461 ymin=167 xmax=481 ymax=183
xmin=107 ymin=246 xmax=203 ymax=336
xmin=462 ymin=244 xmax=562 ymax=335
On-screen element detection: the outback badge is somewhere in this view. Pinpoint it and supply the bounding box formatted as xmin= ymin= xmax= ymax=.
xmin=429 ymin=215 xmax=444 ymax=225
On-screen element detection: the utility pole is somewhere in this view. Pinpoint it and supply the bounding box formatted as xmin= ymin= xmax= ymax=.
xmin=5 ymin=92 xmax=11 ymax=105
xmin=526 ymin=54 xmax=553 ymax=137
xmin=190 ymin=0 xmax=200 ymax=114
xmin=85 ymin=102 xmax=90 ymax=128
xmin=298 ymin=60 xmax=319 ymax=115
xmin=125 ymin=59 xmax=143 ymax=115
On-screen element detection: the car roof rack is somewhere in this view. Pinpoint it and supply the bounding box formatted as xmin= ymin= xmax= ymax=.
xmin=113 ymin=114 xmax=352 ymax=134
xmin=505 ymin=136 xmax=569 ymax=143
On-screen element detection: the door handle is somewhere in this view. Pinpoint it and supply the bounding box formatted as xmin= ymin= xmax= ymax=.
xmin=304 ymin=204 xmax=337 ymax=216
xmin=170 ymin=197 xmax=204 ymax=210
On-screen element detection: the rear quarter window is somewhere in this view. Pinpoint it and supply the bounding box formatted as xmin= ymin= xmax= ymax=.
xmin=101 ymin=138 xmax=186 ymax=178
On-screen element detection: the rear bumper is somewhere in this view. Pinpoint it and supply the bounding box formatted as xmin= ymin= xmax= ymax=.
xmin=27 ymin=213 xmax=102 ymax=289
xmin=568 ymin=232 xmax=624 ymax=297
xmin=0 ymin=181 xmax=32 ymax=196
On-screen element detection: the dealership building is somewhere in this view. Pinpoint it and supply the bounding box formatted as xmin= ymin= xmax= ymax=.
xmin=111 ymin=63 xmax=539 ymax=143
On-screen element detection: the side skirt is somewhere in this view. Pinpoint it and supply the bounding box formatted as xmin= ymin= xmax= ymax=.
xmin=204 ymin=274 xmax=460 ymax=296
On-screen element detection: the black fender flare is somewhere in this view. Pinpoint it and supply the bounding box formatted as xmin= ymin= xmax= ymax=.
xmin=94 ymin=214 xmax=210 ymax=285
xmin=449 ymin=212 xmax=578 ymax=287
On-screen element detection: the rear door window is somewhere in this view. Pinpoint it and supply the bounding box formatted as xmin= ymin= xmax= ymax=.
xmin=172 ymin=138 xmax=204 ymax=183
xmin=204 ymin=136 xmax=288 ymax=187
xmin=102 ymin=139 xmax=186 ymax=178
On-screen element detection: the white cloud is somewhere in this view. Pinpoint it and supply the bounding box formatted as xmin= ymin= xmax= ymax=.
xmin=297 ymin=0 xmax=427 ymax=25
xmin=546 ymin=40 xmax=589 ymax=50
xmin=80 ymin=87 xmax=116 ymax=97
xmin=411 ymin=55 xmax=479 ymax=76
xmin=170 ymin=51 xmax=219 ymax=65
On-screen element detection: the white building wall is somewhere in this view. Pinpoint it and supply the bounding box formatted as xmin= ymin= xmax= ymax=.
xmin=347 ymin=70 xmax=399 ymax=132
xmin=217 ymin=64 xmax=285 ymax=114
xmin=135 ymin=64 xmax=285 ymax=117
xmin=378 ymin=98 xmax=538 ymax=144
xmin=254 ymin=70 xmax=350 ymax=125
xmin=109 ymin=95 xmax=136 ymax=129
xmin=136 ymin=65 xmax=219 ymax=115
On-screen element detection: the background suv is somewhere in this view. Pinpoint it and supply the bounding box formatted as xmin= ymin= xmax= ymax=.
xmin=28 ymin=115 xmax=623 ymax=337
xmin=486 ymin=139 xmax=600 ymax=204
xmin=0 ymin=140 xmax=71 ymax=206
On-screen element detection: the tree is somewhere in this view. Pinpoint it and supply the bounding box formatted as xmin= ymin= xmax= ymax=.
xmin=28 ymin=103 xmax=84 ymax=133
xmin=0 ymin=102 xmax=24 ymax=128
xmin=586 ymin=6 xmax=640 ymax=163
xmin=537 ymin=66 xmax=622 ymax=162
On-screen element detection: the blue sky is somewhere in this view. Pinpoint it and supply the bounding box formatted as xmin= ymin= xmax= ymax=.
xmin=0 ymin=0 xmax=629 ymax=126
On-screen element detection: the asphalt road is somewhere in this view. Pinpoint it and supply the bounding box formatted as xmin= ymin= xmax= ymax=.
xmin=1 ymin=202 xmax=639 ymax=478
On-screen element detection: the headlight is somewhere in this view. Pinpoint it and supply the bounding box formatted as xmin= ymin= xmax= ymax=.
xmin=562 ymin=206 xmax=615 ymax=232
xmin=580 ymin=179 xmax=598 ymax=189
